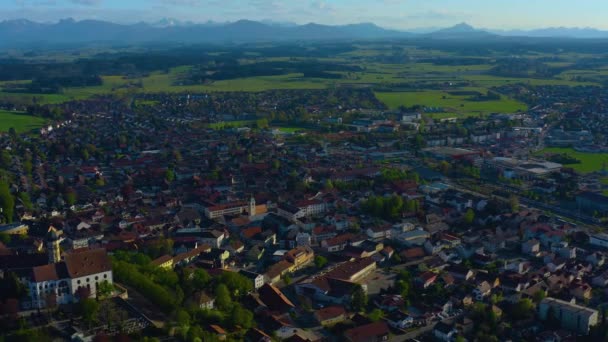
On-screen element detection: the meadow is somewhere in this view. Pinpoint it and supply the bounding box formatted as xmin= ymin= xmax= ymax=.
xmin=0 ymin=44 xmax=604 ymax=111
xmin=375 ymin=90 xmax=527 ymax=116
xmin=0 ymin=110 xmax=47 ymax=133
xmin=537 ymin=147 xmax=608 ymax=173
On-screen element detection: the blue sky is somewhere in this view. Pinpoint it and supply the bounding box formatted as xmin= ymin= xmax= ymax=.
xmin=3 ymin=0 xmax=607 ymax=30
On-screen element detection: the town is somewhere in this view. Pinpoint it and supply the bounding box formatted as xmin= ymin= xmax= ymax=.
xmin=0 ymin=72 xmax=608 ymax=342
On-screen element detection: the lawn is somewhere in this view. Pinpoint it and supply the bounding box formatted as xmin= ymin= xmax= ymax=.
xmin=0 ymin=110 xmax=46 ymax=133
xmin=375 ymin=90 xmax=527 ymax=116
xmin=537 ymin=147 xmax=608 ymax=173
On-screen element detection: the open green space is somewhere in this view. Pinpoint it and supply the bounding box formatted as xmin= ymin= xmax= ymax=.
xmin=0 ymin=110 xmax=47 ymax=133
xmin=537 ymin=147 xmax=608 ymax=173
xmin=0 ymin=44 xmax=604 ymax=105
xmin=374 ymin=90 xmax=527 ymax=116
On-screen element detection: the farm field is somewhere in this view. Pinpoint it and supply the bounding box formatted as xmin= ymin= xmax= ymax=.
xmin=0 ymin=110 xmax=46 ymax=133
xmin=537 ymin=147 xmax=608 ymax=173
xmin=0 ymin=47 xmax=603 ymax=106
xmin=374 ymin=90 xmax=527 ymax=116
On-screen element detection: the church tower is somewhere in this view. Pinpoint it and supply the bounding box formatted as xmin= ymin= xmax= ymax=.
xmin=46 ymin=226 xmax=61 ymax=264
xmin=249 ymin=196 xmax=256 ymax=217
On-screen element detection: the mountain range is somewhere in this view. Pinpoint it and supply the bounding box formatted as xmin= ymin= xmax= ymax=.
xmin=1 ymin=19 xmax=608 ymax=48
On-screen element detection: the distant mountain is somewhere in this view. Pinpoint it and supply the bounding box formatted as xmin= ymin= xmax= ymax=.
xmin=0 ymin=18 xmax=415 ymax=47
xmin=492 ymin=27 xmax=608 ymax=39
xmin=426 ymin=23 xmax=497 ymax=39
xmin=0 ymin=19 xmax=607 ymax=48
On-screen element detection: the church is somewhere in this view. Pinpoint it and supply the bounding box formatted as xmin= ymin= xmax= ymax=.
xmin=28 ymin=227 xmax=113 ymax=308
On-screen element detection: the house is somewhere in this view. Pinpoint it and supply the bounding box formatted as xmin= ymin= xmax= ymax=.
xmin=245 ymin=328 xmax=272 ymax=342
xmin=190 ymin=291 xmax=215 ymax=310
xmin=239 ymin=270 xmax=265 ymax=289
xmin=445 ymin=265 xmax=474 ymax=282
xmin=366 ymin=225 xmax=391 ymax=241
xmin=473 ymin=281 xmax=492 ymax=301
xmin=433 ymin=322 xmax=458 ymax=342
xmin=200 ymin=230 xmax=225 ymax=248
xmin=416 ymin=271 xmax=438 ymax=289
xmin=258 ymin=283 xmax=295 ymax=313
xmin=344 ymin=321 xmax=389 ymax=342
xmin=314 ymin=306 xmax=347 ymax=327
xmin=284 ymin=246 xmax=314 ymax=270
xmin=386 ymin=311 xmax=413 ymax=330
xmin=522 ymin=239 xmax=540 ymax=255
xmin=539 ymin=297 xmax=599 ymax=335
xmin=374 ymin=295 xmax=406 ymax=312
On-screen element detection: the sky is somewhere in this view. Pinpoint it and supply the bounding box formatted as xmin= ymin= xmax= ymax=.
xmin=2 ymin=0 xmax=608 ymax=30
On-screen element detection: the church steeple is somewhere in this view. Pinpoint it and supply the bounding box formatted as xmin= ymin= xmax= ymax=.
xmin=249 ymin=196 xmax=256 ymax=217
xmin=46 ymin=226 xmax=61 ymax=264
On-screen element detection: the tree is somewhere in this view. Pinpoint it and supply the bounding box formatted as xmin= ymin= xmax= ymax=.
xmin=368 ymin=308 xmax=384 ymax=322
xmin=192 ymin=269 xmax=210 ymax=290
xmin=215 ymin=284 xmax=232 ymax=311
xmin=512 ymin=298 xmax=534 ymax=320
xmin=65 ymin=191 xmax=77 ymax=206
xmin=229 ymin=304 xmax=254 ymax=329
xmin=80 ymin=298 xmax=99 ymax=327
xmin=96 ymin=280 xmax=114 ymax=300
xmin=165 ymin=169 xmax=175 ymax=183
xmin=464 ymin=208 xmax=475 ymax=224
xmin=509 ymin=195 xmax=520 ymax=212
xmin=532 ymin=290 xmax=546 ymax=304
xmin=314 ymin=256 xmax=328 ymax=269
xmin=0 ymin=180 xmax=15 ymax=223
xmin=351 ymin=285 xmax=368 ymax=312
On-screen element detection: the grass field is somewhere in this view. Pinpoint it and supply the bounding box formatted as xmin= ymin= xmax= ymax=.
xmin=0 ymin=110 xmax=46 ymax=133
xmin=375 ymin=90 xmax=527 ymax=116
xmin=537 ymin=147 xmax=608 ymax=173
xmin=0 ymin=53 xmax=601 ymax=106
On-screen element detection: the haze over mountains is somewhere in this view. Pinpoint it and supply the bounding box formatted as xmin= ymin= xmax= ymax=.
xmin=1 ymin=18 xmax=608 ymax=48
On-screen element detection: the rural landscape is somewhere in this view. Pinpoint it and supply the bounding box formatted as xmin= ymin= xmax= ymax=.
xmin=2 ymin=2 xmax=608 ymax=342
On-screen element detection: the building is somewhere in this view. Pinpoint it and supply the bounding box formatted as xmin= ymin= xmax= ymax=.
xmin=29 ymin=248 xmax=113 ymax=308
xmin=539 ymin=297 xmax=599 ymax=335
xmin=590 ymin=233 xmax=608 ymax=249
xmin=239 ymin=270 xmax=265 ymax=289
xmin=344 ymin=321 xmax=389 ymax=342
xmin=284 ymin=246 xmax=314 ymax=270
xmin=204 ymin=200 xmax=254 ymax=219
xmin=314 ymin=306 xmax=347 ymax=327
xmin=0 ymin=223 xmax=29 ymax=235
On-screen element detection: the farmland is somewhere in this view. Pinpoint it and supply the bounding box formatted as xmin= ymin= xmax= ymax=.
xmin=0 ymin=43 xmax=604 ymax=110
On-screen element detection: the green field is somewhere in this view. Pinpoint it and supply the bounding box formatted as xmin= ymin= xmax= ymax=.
xmin=0 ymin=47 xmax=603 ymax=106
xmin=375 ymin=90 xmax=527 ymax=116
xmin=0 ymin=110 xmax=46 ymax=133
xmin=537 ymin=147 xmax=608 ymax=173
